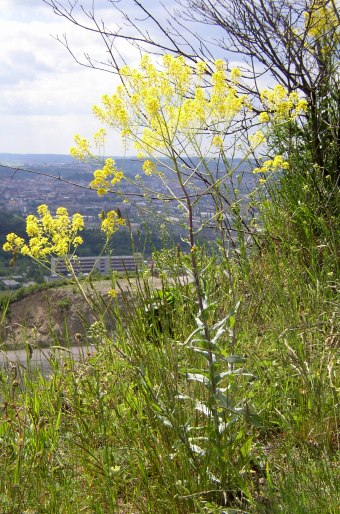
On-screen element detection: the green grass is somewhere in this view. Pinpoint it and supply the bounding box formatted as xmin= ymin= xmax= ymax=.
xmin=0 ymin=240 xmax=338 ymax=513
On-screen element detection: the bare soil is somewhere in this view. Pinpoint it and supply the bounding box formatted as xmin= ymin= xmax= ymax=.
xmin=0 ymin=278 xmax=163 ymax=349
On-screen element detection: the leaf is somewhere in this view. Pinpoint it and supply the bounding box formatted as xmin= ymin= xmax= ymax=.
xmin=182 ymin=325 xmax=205 ymax=347
xmin=175 ymin=393 xmax=193 ymax=401
xmin=217 ymin=368 xmax=252 ymax=379
xmin=223 ymin=355 xmax=246 ymax=364
xmin=214 ymin=390 xmax=233 ymax=410
xmin=190 ymin=346 xmax=210 ymax=359
xmin=200 ymin=301 xmax=217 ymax=319
xmin=240 ymin=436 xmax=253 ymax=458
xmin=181 ymin=367 xmax=210 ymax=376
xmin=185 ymin=372 xmax=210 ymax=385
xmin=195 ymin=401 xmax=211 ymax=417
xmin=195 ymin=316 xmax=204 ymax=329
xmin=214 ymin=390 xmax=244 ymax=415
xmin=206 ymin=468 xmax=221 ymax=484
xmin=212 ymin=316 xmax=229 ymax=331
xmin=183 ymin=265 xmax=195 ymax=283
xmin=156 ymin=414 xmax=172 ymax=428
xmin=245 ymin=410 xmax=263 ymax=428
xmin=211 ymin=324 xmax=227 ymax=345
xmin=188 ymin=442 xmax=206 ymax=456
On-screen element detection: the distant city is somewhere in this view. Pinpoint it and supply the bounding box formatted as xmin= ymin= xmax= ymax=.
xmin=0 ymin=154 xmax=259 ymax=288
xmin=0 ymin=154 xmax=151 ymax=230
xmin=0 ymin=153 xmax=256 ymax=230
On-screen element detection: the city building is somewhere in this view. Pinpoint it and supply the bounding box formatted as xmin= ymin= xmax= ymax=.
xmin=50 ymin=254 xmax=144 ymax=277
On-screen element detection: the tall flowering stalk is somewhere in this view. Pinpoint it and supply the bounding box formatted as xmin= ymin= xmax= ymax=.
xmin=68 ymin=55 xmax=309 ymax=480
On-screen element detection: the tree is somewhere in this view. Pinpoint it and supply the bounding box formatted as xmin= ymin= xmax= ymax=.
xmin=44 ymin=0 xmax=339 ymax=201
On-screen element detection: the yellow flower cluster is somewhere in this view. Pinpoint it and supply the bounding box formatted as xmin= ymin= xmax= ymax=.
xmin=258 ymin=112 xmax=271 ymax=123
xmin=70 ymin=135 xmax=92 ymax=160
xmin=90 ymin=55 xmax=248 ymax=157
xmin=260 ymin=85 xmax=308 ymax=121
xmin=90 ymin=158 xmax=124 ymax=195
xmin=253 ymin=155 xmax=290 ymax=174
xmin=100 ymin=210 xmax=126 ymax=238
xmin=93 ymin=128 xmax=107 ymax=147
xmin=3 ymin=233 xmax=25 ymax=254
xmin=70 ymin=54 xmax=309 ymax=178
xmin=230 ymin=67 xmax=242 ymax=84
xmin=249 ymin=130 xmax=267 ymax=149
xmin=211 ymin=135 xmax=224 ymax=148
xmin=3 ymin=205 xmax=84 ymax=260
xmin=304 ymin=0 xmax=339 ymax=39
xmin=142 ymin=160 xmax=158 ymax=176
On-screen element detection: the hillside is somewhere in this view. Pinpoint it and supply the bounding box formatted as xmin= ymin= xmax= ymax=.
xmin=1 ymin=278 xmax=162 ymax=349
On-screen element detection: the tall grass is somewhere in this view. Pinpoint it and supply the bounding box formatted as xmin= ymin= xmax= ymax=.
xmin=0 ymin=231 xmax=338 ymax=512
xmin=1 ymin=46 xmax=339 ymax=513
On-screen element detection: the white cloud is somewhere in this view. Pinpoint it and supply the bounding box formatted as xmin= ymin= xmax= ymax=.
xmin=0 ymin=0 xmax=246 ymax=155
xmin=0 ymin=1 xmax=133 ymax=153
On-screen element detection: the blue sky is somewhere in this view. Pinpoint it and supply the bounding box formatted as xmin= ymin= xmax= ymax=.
xmin=0 ymin=0 xmax=138 ymax=154
xmin=0 ymin=0 xmax=245 ymax=155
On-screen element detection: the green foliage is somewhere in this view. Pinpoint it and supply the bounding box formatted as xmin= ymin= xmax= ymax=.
xmin=1 ymin=2 xmax=339 ymax=511
xmin=0 ymin=248 xmax=338 ymax=512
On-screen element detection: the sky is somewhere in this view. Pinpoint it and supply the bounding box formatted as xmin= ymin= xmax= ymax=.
xmin=0 ymin=0 xmax=242 ymax=156
xmin=0 ymin=0 xmax=142 ymax=155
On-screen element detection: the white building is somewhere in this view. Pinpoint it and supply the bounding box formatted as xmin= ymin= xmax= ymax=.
xmin=51 ymin=255 xmax=144 ymax=276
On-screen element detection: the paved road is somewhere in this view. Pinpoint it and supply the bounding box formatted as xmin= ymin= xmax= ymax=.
xmin=0 ymin=345 xmax=96 ymax=375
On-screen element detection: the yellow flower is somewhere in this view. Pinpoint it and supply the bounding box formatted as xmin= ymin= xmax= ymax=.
xmin=260 ymin=86 xmax=308 ymax=121
xmin=2 ymin=233 xmax=25 ymax=253
xmin=100 ymin=210 xmax=126 ymax=238
xmin=3 ymin=206 xmax=84 ymax=261
xmin=70 ymin=135 xmax=92 ymax=160
xmin=249 ymin=130 xmax=266 ymax=149
xmin=253 ymin=155 xmax=289 ymax=173
xmin=90 ymin=158 xmax=124 ymax=195
xmin=108 ymin=289 xmax=117 ymax=298
xmin=94 ymin=128 xmax=107 ymax=147
xmin=142 ymin=160 xmax=157 ymax=176
xmin=304 ymin=0 xmax=339 ymax=39
xmin=196 ymin=61 xmax=206 ymax=77
xmin=212 ymin=135 xmax=224 ymax=148
xmin=259 ymin=112 xmax=270 ymax=123
xmin=230 ymin=67 xmax=242 ymax=84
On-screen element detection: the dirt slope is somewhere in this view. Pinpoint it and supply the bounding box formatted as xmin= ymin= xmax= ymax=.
xmin=1 ymin=278 xmax=163 ymax=349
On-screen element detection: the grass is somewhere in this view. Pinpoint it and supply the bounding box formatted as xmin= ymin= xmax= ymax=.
xmin=0 ymin=238 xmax=338 ymax=513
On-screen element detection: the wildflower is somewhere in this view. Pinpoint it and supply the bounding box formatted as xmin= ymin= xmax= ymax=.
xmin=2 ymin=233 xmax=25 ymax=253
xmin=100 ymin=210 xmax=126 ymax=238
xmin=260 ymin=86 xmax=308 ymax=120
xmin=90 ymin=158 xmax=124 ymax=195
xmin=259 ymin=112 xmax=270 ymax=123
xmin=253 ymin=155 xmax=289 ymax=173
xmin=212 ymin=135 xmax=224 ymax=148
xmin=142 ymin=160 xmax=157 ymax=176
xmin=3 ymin=206 xmax=84 ymax=261
xmin=70 ymin=135 xmax=92 ymax=160
xmin=230 ymin=67 xmax=242 ymax=84
xmin=93 ymin=128 xmax=107 ymax=147
xmin=249 ymin=131 xmax=266 ymax=149
xmin=196 ymin=61 xmax=206 ymax=77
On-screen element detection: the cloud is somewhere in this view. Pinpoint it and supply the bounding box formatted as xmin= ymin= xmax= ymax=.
xmin=0 ymin=113 xmax=123 ymax=154
xmin=0 ymin=0 xmax=245 ymax=155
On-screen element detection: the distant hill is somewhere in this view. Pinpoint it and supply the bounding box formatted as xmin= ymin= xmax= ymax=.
xmin=0 ymin=154 xmax=77 ymax=164
xmin=0 ymin=154 xmax=139 ymax=165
